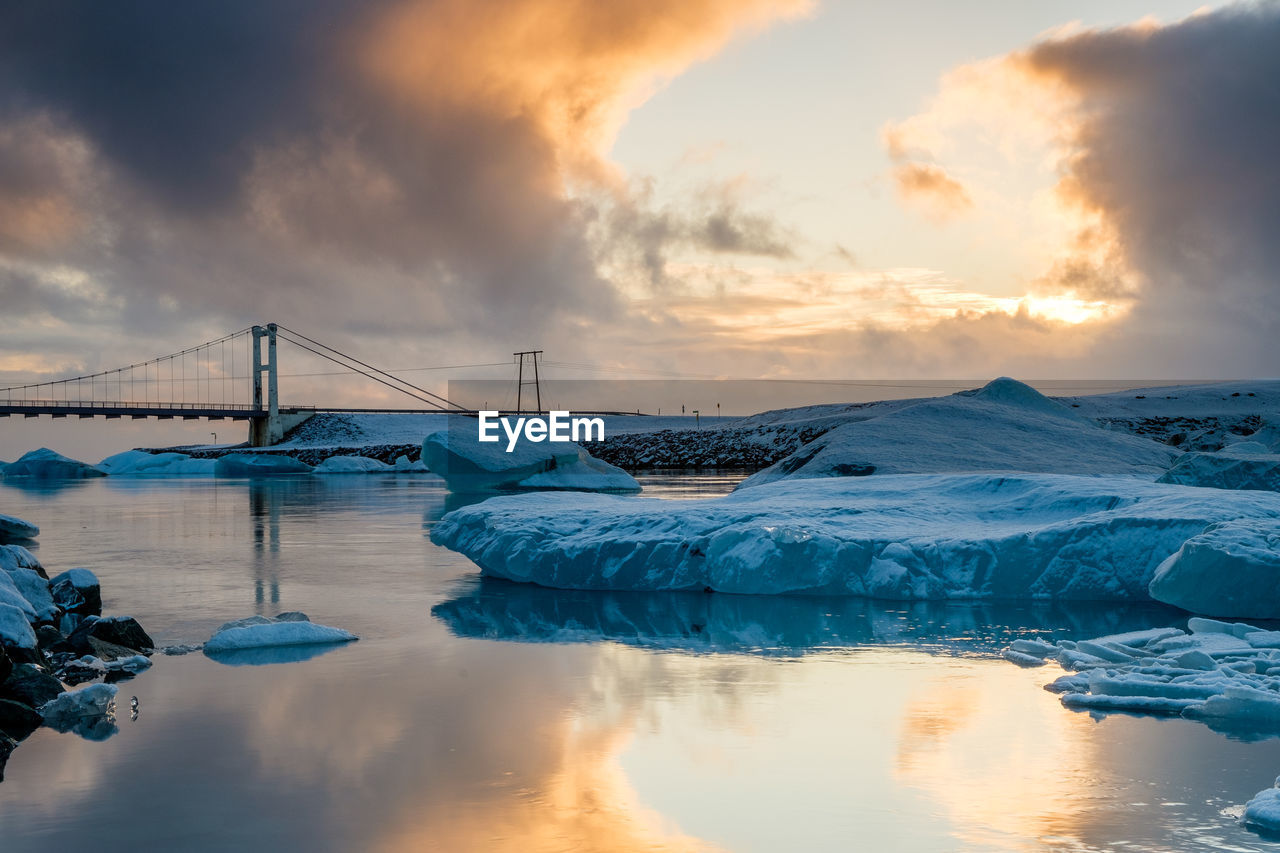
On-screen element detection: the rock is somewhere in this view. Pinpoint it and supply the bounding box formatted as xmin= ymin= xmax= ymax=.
xmin=64 ymin=616 xmax=153 ymax=655
xmin=1 ymin=664 xmax=65 ymax=708
xmin=49 ymin=568 xmax=102 ymax=617
xmin=87 ymin=637 xmax=142 ymax=661
xmin=0 ymin=733 xmax=16 ymax=782
xmin=3 ymin=448 xmax=106 ymax=479
xmin=0 ymin=513 xmax=38 ymax=542
xmin=7 ymin=569 xmax=58 ymax=623
xmin=0 ymin=645 xmax=10 ymax=683
xmin=34 ymin=625 xmax=63 ymax=650
xmin=0 ymin=602 xmax=37 ymax=653
xmin=0 ymin=544 xmax=46 ymax=578
xmin=0 ymin=697 xmax=42 ymax=739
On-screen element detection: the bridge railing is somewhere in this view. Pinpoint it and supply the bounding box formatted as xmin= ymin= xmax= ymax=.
xmin=0 ymin=399 xmax=263 ymax=411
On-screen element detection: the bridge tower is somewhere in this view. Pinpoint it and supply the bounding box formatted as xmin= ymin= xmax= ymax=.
xmin=249 ymin=323 xmax=282 ymax=446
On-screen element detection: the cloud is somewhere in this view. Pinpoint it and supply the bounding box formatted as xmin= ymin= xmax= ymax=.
xmin=0 ymin=0 xmax=808 ymax=378
xmin=891 ymin=162 xmax=973 ymax=221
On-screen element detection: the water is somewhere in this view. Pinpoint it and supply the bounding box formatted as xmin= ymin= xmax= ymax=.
xmin=3 ymin=474 xmax=1280 ymax=852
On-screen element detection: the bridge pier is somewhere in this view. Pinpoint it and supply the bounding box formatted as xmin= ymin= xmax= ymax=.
xmin=248 ymin=324 xmax=313 ymax=445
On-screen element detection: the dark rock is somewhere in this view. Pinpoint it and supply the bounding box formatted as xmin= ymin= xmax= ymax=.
xmin=35 ymin=625 xmax=63 ymax=651
xmin=0 ymin=733 xmax=15 ymax=781
xmin=87 ymin=637 xmax=141 ymax=662
xmin=49 ymin=569 xmax=101 ymax=617
xmin=64 ymin=616 xmax=154 ymax=656
xmin=0 ymin=697 xmax=42 ymax=739
xmin=1 ymin=664 xmax=65 ymax=708
xmin=1 ymin=643 xmax=43 ymax=667
xmin=0 ymin=645 xmax=10 ymax=683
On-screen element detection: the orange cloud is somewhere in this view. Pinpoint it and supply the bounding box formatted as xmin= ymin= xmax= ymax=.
xmin=891 ymin=162 xmax=973 ymax=221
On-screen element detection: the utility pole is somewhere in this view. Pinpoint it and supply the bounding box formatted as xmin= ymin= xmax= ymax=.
xmin=514 ymin=350 xmax=543 ymax=414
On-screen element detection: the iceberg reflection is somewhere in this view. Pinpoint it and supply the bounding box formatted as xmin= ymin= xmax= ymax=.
xmin=432 ymin=577 xmax=1187 ymax=657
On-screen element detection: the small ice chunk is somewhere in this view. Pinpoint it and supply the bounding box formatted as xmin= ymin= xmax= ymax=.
xmin=1244 ymin=787 xmax=1280 ymax=832
xmin=1061 ymin=692 xmax=1202 ymax=715
xmin=1174 ymin=650 xmax=1219 ymax=670
xmin=1003 ymin=649 xmax=1047 ymax=667
xmin=204 ymin=619 xmax=356 ymax=653
xmin=312 ymin=455 xmax=393 ymax=474
xmin=1009 ymin=638 xmax=1058 ymax=656
xmin=40 ymin=683 xmax=118 ymax=726
xmin=214 ymin=453 xmax=313 ymax=476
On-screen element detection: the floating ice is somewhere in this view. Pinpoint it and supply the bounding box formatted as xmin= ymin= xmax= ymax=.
xmin=312 ymin=455 xmax=393 ymax=474
xmin=40 ymin=681 xmax=118 ymax=727
xmin=1157 ymin=448 xmax=1280 ymax=492
xmin=421 ymin=423 xmax=639 ymax=493
xmin=431 ymin=473 xmax=1280 ymax=597
xmin=203 ymin=612 xmax=356 ymax=660
xmin=3 ymin=447 xmax=105 ymax=479
xmin=738 ymin=378 xmax=1178 ymax=489
xmin=1245 ymin=783 xmax=1280 ymax=832
xmin=0 ymin=512 xmax=38 ymax=541
xmin=214 ymin=453 xmax=313 ymax=476
xmin=1149 ymin=520 xmax=1280 ymax=618
xmin=98 ymin=449 xmax=216 ymax=476
xmin=1004 ymin=616 xmax=1280 ymax=737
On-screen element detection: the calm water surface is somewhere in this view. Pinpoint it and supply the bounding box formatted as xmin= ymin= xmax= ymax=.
xmin=2 ymin=472 xmax=1280 ymax=852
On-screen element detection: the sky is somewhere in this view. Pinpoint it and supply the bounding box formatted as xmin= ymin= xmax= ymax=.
xmin=2 ymin=0 xmax=1278 ymax=437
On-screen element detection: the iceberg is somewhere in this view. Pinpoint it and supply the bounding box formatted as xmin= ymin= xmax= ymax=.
xmin=3 ymin=447 xmax=105 ymax=479
xmin=1245 ymin=783 xmax=1280 ymax=833
xmin=0 ymin=512 xmax=38 ymax=542
xmin=214 ymin=453 xmax=313 ymax=476
xmin=1156 ymin=448 xmax=1280 ymax=492
xmin=40 ymin=683 xmax=118 ymax=739
xmin=203 ymin=612 xmax=356 ymax=659
xmin=738 ymin=378 xmax=1178 ymax=489
xmin=421 ymin=423 xmax=639 ymax=493
xmin=430 ymin=473 xmax=1280 ymax=597
xmin=312 ymin=455 xmax=393 ymax=474
xmin=1148 ymin=520 xmax=1280 ymax=618
xmin=98 ymin=450 xmax=216 ymax=476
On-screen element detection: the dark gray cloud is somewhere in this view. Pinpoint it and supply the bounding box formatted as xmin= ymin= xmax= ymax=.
xmin=1024 ymin=3 xmax=1280 ymax=373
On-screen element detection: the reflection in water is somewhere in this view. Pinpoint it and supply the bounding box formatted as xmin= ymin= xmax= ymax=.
xmin=432 ymin=576 xmax=1188 ymax=657
xmin=249 ymin=482 xmax=281 ymax=608
xmin=5 ymin=476 xmax=1280 ymax=852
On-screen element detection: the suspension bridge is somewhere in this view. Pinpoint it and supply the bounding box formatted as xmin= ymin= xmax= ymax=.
xmin=0 ymin=323 xmax=478 ymax=445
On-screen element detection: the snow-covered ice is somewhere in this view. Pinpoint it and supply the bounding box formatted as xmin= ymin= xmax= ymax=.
xmin=738 ymin=378 xmax=1179 ymax=489
xmin=214 ymin=453 xmax=313 ymax=476
xmin=1006 ymin=616 xmax=1280 ymax=737
xmin=1245 ymin=783 xmax=1280 ymax=832
xmin=0 ymin=512 xmax=38 ymax=541
xmin=421 ymin=423 xmax=639 ymax=492
xmin=1149 ymin=520 xmax=1280 ymax=618
xmin=3 ymin=447 xmax=105 ymax=479
xmin=203 ymin=612 xmax=356 ymax=657
xmin=312 ymin=455 xmax=393 ymax=474
xmin=1157 ymin=448 xmax=1280 ymax=492
xmin=98 ymin=449 xmax=216 ymax=476
xmin=430 ymin=473 xmax=1280 ymax=597
xmin=40 ymin=683 xmax=118 ymax=727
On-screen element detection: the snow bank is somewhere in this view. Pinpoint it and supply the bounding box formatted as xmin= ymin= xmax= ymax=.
xmin=203 ymin=612 xmax=356 ymax=657
xmin=1157 ymin=448 xmax=1280 ymax=492
xmin=312 ymin=455 xmax=393 ymax=474
xmin=214 ymin=453 xmax=313 ymax=476
xmin=739 ymin=378 xmax=1178 ymax=489
xmin=421 ymin=423 xmax=639 ymax=493
xmin=1149 ymin=520 xmax=1280 ymax=618
xmin=0 ymin=512 xmax=38 ymax=541
xmin=430 ymin=473 xmax=1280 ymax=597
xmin=98 ymin=449 xmax=216 ymax=476
xmin=3 ymin=447 xmax=105 ymax=479
xmin=1008 ymin=617 xmax=1280 ymax=739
